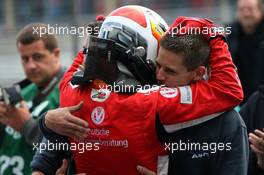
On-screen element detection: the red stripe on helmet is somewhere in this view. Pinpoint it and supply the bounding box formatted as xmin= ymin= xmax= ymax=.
xmin=108 ymin=6 xmax=147 ymax=28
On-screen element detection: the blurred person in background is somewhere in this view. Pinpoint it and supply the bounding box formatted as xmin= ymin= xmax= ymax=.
xmin=0 ymin=23 xmax=63 ymax=175
xmin=226 ymin=0 xmax=264 ymax=103
xmin=226 ymin=0 xmax=264 ymax=174
xmin=239 ymin=86 xmax=264 ymax=175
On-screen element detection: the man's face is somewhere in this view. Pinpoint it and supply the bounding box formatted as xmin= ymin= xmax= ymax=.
xmin=156 ymin=47 xmax=202 ymax=87
xmin=17 ymin=40 xmax=60 ymax=87
xmin=237 ymin=0 xmax=263 ymax=30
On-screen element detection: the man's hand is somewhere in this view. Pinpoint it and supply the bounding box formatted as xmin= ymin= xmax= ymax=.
xmin=137 ymin=165 xmax=156 ymax=175
xmin=55 ymin=159 xmax=86 ymax=175
xmin=249 ymin=129 xmax=264 ymax=169
xmin=0 ymin=101 xmax=8 ymax=121
xmin=55 ymin=159 xmax=69 ymax=175
xmin=249 ymin=129 xmax=264 ymax=154
xmin=256 ymin=153 xmax=264 ymax=170
xmin=32 ymin=171 xmax=45 ymax=175
xmin=0 ymin=101 xmax=30 ymax=131
xmin=45 ymin=102 xmax=89 ymax=139
xmin=167 ymin=16 xmax=223 ymax=40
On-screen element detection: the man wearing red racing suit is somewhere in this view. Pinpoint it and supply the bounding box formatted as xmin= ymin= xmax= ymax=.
xmin=33 ymin=14 xmax=243 ymax=175
xmin=56 ymin=37 xmax=243 ymax=175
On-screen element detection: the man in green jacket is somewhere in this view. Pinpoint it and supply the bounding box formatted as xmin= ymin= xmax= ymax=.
xmin=0 ymin=23 xmax=63 ymax=175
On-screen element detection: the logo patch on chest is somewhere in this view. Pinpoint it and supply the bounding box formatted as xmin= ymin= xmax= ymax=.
xmin=91 ymin=88 xmax=111 ymax=102
xmin=91 ymin=106 xmax=105 ymax=125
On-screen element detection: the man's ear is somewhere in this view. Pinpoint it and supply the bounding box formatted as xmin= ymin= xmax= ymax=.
xmin=52 ymin=48 xmax=61 ymax=63
xmin=192 ymin=66 xmax=206 ymax=82
xmin=53 ymin=48 xmax=60 ymax=59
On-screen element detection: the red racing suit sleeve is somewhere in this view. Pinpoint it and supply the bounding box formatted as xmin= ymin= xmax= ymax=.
xmin=156 ymin=37 xmax=244 ymax=133
xmin=59 ymin=51 xmax=84 ymax=93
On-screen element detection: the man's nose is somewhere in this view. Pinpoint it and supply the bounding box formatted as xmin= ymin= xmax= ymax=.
xmin=26 ymin=57 xmax=37 ymax=70
xmin=156 ymin=68 xmax=165 ymax=81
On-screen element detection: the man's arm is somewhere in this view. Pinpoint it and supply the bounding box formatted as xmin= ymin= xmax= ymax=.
xmin=0 ymin=101 xmax=42 ymax=145
xmin=21 ymin=118 xmax=42 ymax=145
xmin=240 ymin=90 xmax=264 ymax=173
xmin=210 ymin=123 xmax=249 ymax=175
xmin=39 ymin=102 xmax=88 ymax=140
xmin=249 ymin=129 xmax=264 ymax=170
xmin=32 ymin=172 xmax=45 ymax=175
xmin=0 ymin=101 xmax=30 ymax=132
xmin=31 ymin=52 xmax=87 ymax=175
xmin=31 ymin=137 xmax=70 ymax=175
xmin=59 ymin=51 xmax=84 ymax=92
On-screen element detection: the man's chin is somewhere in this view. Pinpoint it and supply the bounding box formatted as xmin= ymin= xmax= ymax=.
xmin=161 ymin=83 xmax=178 ymax=88
xmin=157 ymin=82 xmax=172 ymax=87
xmin=242 ymin=20 xmax=256 ymax=28
xmin=157 ymin=81 xmax=166 ymax=86
xmin=28 ymin=76 xmax=42 ymax=85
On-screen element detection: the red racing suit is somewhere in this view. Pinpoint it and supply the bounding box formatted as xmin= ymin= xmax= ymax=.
xmin=59 ymin=37 xmax=243 ymax=174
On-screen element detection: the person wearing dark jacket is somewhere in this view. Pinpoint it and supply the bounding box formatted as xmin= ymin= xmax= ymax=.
xmin=240 ymin=86 xmax=264 ymax=175
xmin=154 ymin=109 xmax=248 ymax=175
xmin=32 ymin=15 xmax=247 ymax=175
xmin=226 ymin=0 xmax=264 ymax=102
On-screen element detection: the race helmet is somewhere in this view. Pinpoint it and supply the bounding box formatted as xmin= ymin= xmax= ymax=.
xmin=82 ymin=5 xmax=168 ymax=86
xmin=100 ymin=5 xmax=168 ymax=84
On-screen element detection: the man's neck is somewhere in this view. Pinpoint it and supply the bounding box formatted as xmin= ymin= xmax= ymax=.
xmin=242 ymin=26 xmax=256 ymax=35
xmin=37 ymin=65 xmax=62 ymax=89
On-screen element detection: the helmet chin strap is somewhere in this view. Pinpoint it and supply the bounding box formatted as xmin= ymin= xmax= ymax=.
xmin=117 ymin=61 xmax=135 ymax=78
